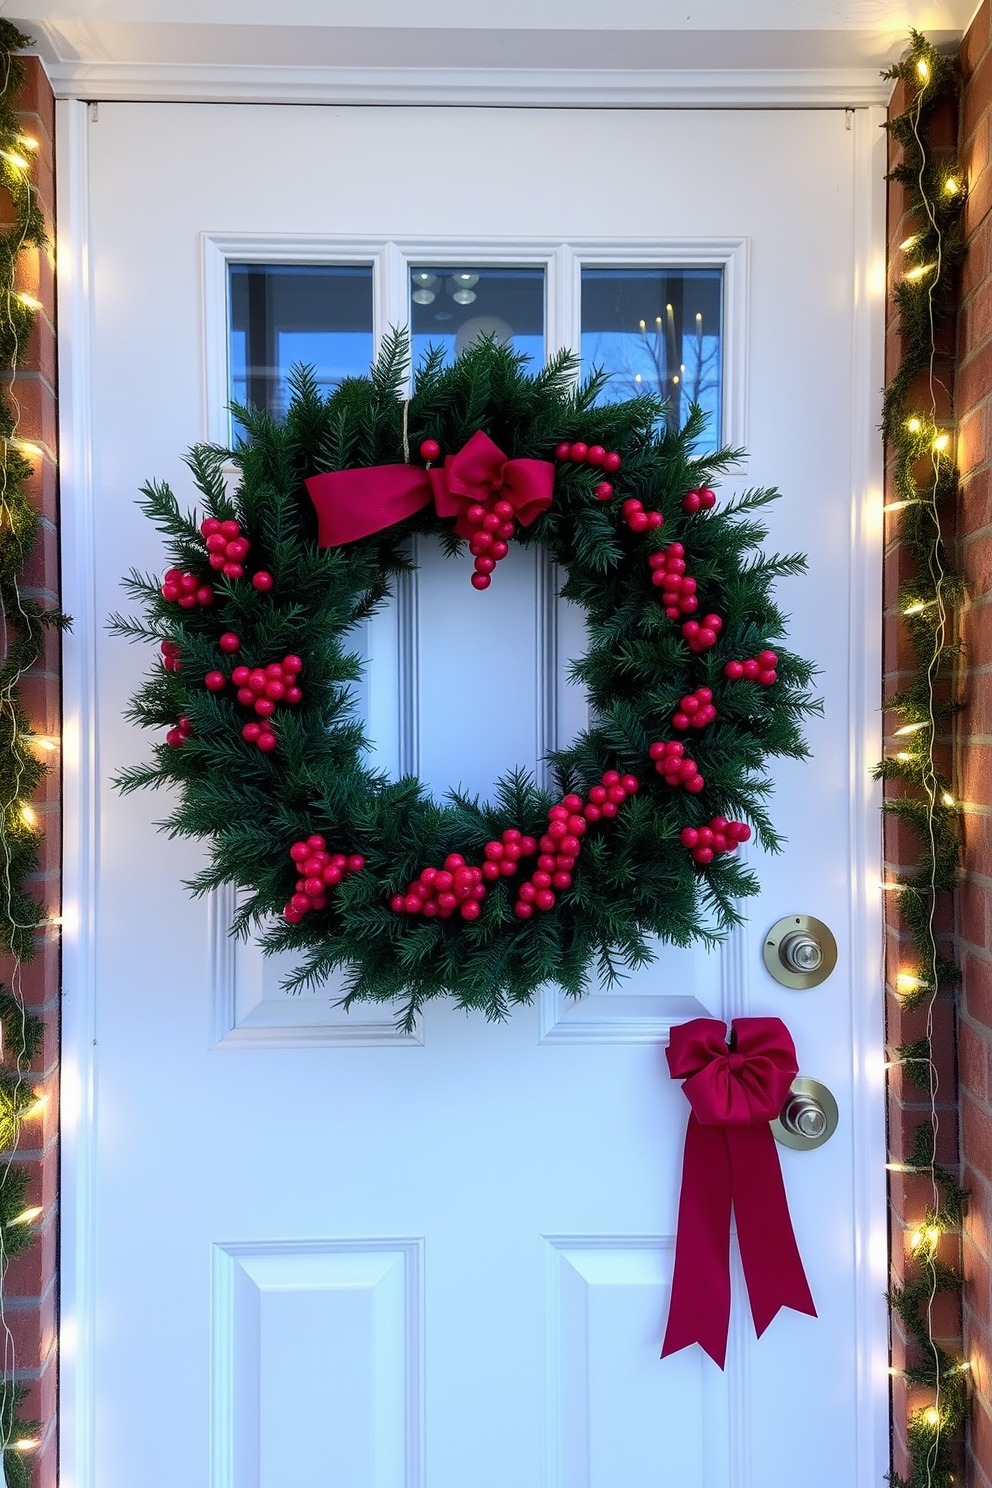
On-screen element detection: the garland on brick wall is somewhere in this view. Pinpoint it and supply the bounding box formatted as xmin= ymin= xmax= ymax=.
xmin=878 ymin=32 xmax=968 ymax=1488
xmin=0 ymin=23 xmax=70 ymax=1485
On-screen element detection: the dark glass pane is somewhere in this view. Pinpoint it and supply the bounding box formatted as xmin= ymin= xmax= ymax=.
xmin=410 ymin=267 xmax=544 ymax=370
xmin=228 ymin=264 xmax=374 ymax=430
xmin=580 ymin=268 xmax=723 ymax=452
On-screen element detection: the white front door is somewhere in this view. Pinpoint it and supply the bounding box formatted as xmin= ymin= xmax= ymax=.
xmin=59 ymin=100 xmax=888 ymax=1488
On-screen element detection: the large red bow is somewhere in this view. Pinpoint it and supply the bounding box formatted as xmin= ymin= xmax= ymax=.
xmin=661 ymin=1017 xmax=816 ymax=1368
xmin=304 ymin=430 xmax=555 ymax=548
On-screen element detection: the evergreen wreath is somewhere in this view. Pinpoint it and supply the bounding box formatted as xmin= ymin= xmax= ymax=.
xmin=111 ymin=336 xmax=818 ymax=1029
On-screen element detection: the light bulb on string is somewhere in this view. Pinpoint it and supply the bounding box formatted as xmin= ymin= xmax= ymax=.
xmin=18 ymin=803 xmax=37 ymax=830
xmin=9 ymin=1206 xmax=42 ymax=1227
xmin=905 ymin=416 xmax=923 ymax=433
xmin=904 ymin=263 xmax=936 ymax=282
xmin=12 ymin=1438 xmax=39 ymax=1453
xmin=917 ymin=57 xmax=930 ymax=81
xmin=0 ymin=150 xmax=29 ymax=170
xmin=894 ymin=721 xmax=929 ymax=736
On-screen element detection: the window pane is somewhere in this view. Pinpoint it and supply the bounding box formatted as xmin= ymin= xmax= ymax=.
xmin=228 ymin=264 xmax=374 ymax=430
xmin=410 ymin=267 xmax=544 ymax=370
xmin=580 ymin=268 xmax=723 ymax=452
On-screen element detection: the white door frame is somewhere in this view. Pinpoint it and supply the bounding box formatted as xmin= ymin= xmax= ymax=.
xmin=54 ymin=91 xmax=889 ymax=1488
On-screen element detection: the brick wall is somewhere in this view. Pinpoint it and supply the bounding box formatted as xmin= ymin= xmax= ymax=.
xmin=0 ymin=55 xmax=61 ymax=1488
xmin=957 ymin=7 xmax=992 ymax=1485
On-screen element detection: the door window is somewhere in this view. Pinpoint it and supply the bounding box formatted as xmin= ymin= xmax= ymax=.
xmin=410 ymin=265 xmax=545 ymax=367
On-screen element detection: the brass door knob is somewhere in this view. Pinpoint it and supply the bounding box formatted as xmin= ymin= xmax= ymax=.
xmin=771 ymin=1077 xmax=839 ymax=1150
xmin=763 ymin=914 xmax=837 ymax=989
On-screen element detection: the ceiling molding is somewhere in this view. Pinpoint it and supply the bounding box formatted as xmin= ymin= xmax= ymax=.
xmin=44 ymin=60 xmax=894 ymax=107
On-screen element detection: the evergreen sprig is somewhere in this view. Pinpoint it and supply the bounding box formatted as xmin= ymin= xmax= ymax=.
xmin=114 ymin=336 xmax=816 ymax=1030
xmin=880 ymin=31 xmax=967 ymax=1488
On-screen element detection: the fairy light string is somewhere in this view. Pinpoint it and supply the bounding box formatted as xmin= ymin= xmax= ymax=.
xmin=878 ymin=33 xmax=968 ymax=1488
xmin=0 ymin=22 xmax=71 ymax=1485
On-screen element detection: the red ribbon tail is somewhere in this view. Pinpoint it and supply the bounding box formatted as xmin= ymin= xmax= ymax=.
xmin=305 ymin=465 xmax=433 ymax=547
xmin=661 ymin=1117 xmax=733 ymax=1368
xmin=730 ymin=1125 xmax=817 ymax=1337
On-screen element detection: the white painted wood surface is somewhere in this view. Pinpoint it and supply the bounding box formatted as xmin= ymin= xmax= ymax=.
xmin=59 ymin=100 xmax=888 ymax=1487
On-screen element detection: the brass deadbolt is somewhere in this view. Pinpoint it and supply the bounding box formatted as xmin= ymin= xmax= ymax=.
xmin=763 ymin=914 xmax=837 ymax=989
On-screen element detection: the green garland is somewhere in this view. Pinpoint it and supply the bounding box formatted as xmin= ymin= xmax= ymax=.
xmin=877 ymin=32 xmax=967 ymax=1488
xmin=113 ymin=336 xmax=817 ymax=1029
xmin=0 ymin=25 xmax=71 ymax=1481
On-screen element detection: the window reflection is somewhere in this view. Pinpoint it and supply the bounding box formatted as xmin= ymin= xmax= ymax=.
xmin=580 ymin=269 xmax=723 ymax=451
xmin=228 ymin=264 xmax=374 ymax=432
xmin=410 ymin=267 xmax=545 ymax=369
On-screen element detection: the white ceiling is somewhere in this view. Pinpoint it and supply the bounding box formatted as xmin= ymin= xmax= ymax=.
xmin=8 ymin=0 xmax=979 ymax=100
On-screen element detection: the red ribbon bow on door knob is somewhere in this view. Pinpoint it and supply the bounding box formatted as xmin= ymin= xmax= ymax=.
xmin=304 ymin=429 xmax=555 ymax=547
xmin=661 ymin=1017 xmax=817 ymax=1369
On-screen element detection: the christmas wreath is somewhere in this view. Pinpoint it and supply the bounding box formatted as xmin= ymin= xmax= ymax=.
xmin=111 ymin=336 xmax=817 ymax=1028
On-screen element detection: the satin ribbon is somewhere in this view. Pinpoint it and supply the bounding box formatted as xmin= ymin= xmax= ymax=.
xmin=661 ymin=1017 xmax=816 ymax=1369
xmin=304 ymin=429 xmax=555 ymax=548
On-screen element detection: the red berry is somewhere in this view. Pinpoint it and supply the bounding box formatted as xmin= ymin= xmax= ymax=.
xmin=520 ymin=836 xmax=537 ymax=855
xmin=206 ymin=533 xmax=226 ymax=553
xmin=724 ymin=661 xmax=744 ymax=680
xmin=475 ymin=556 xmax=496 ymax=574
xmin=759 ymin=669 xmax=777 ymax=686
xmin=226 ymin=538 xmax=250 ymax=562
xmin=460 ymin=899 xmax=481 ymax=920
xmin=743 ymin=659 xmax=760 ymax=679
xmin=420 ymin=438 xmax=441 ymax=461
xmin=583 ymin=803 xmax=601 ymax=821
xmin=222 ymin=563 xmax=244 ymax=579
xmin=471 ymin=573 xmax=491 ymax=591
xmin=532 ymin=871 xmax=551 ymax=890
xmin=347 ymin=854 xmax=365 ymax=872
xmin=219 ymin=519 xmax=241 ymax=539
xmin=519 ymin=882 xmax=537 ymax=902
xmin=682 ymin=491 xmax=702 ymax=513
xmin=601 ymin=451 xmax=621 ymax=472
xmin=629 ymin=512 xmax=649 ymax=533
xmin=622 ymin=499 xmax=643 ymax=517
xmin=201 ymin=518 xmax=221 ymax=537
xmin=515 ymin=901 xmax=534 ymax=918
xmin=467 ymin=504 xmax=487 ymax=525
xmin=620 ymin=775 xmax=639 ymax=794
xmin=555 ymin=441 xmax=572 ymax=461
xmin=283 ymin=656 xmax=303 ymax=675
xmin=204 ymin=671 xmax=226 ymax=691
xmin=482 ymin=861 xmax=500 ymax=880
xmin=291 ymin=892 xmax=311 ymax=913
xmin=497 ymin=521 xmax=515 ymax=540
xmin=490 ymin=541 xmax=509 ymax=560
xmin=600 ymin=801 xmax=618 ymax=818
xmin=646 ymin=512 xmax=664 ymax=530
xmin=680 ymin=827 xmax=699 ymax=847
xmin=594 ymin=482 xmax=613 ymax=501
xmin=252 ymin=571 xmax=274 ymax=592
xmin=535 ymin=889 xmax=556 ymax=911
xmin=693 ymin=847 xmax=714 ymax=864
xmin=569 ymin=442 xmax=588 ymax=463
xmin=242 ymin=722 xmax=262 ymax=742
xmin=219 ymin=633 xmax=241 ymax=653
xmin=265 ymin=679 xmax=285 ymax=700
xmin=698 ymin=488 xmax=716 ymax=509
xmin=672 ymin=713 xmax=689 ymax=730
xmin=586 ymin=445 xmax=606 ymax=466
xmin=552 ymin=871 xmax=572 ymax=889
xmin=166 ymin=727 xmax=183 ymax=747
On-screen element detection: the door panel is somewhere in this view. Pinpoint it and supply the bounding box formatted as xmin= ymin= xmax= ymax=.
xmin=61 ymin=101 xmax=886 ymax=1488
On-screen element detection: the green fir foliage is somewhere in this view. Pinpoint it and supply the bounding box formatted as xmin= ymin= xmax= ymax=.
xmin=880 ymin=32 xmax=967 ymax=1488
xmin=113 ymin=335 xmax=817 ymax=1030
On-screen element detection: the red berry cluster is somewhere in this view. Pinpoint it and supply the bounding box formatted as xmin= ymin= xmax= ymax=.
xmin=554 ymin=441 xmax=621 ymax=502
xmin=648 ymin=543 xmax=697 ymax=616
xmin=682 ymin=487 xmax=716 ymax=513
xmin=682 ymin=614 xmax=723 ymax=653
xmin=284 ymin=835 xmax=365 ymax=922
xmin=724 ymin=650 xmax=778 ymax=685
xmin=166 ymin=715 xmax=192 ymax=748
xmin=649 ymin=740 xmax=704 ymax=792
xmin=621 ymin=498 xmax=663 ymax=534
xmin=160 ymin=639 xmax=181 ymax=673
xmin=230 ymin=655 xmax=303 ymax=714
xmin=466 ymin=498 xmax=517 ymax=592
xmin=680 ymin=817 xmax=751 ymax=864
xmin=201 ymin=517 xmax=250 ymax=579
xmin=514 ymin=773 xmax=639 ymax=918
xmin=161 ymin=569 xmax=214 ymax=608
xmin=672 ymin=688 xmax=716 ymax=730
xmin=391 ymin=853 xmax=494 ymax=921
xmin=480 ymin=827 xmax=540 ymax=879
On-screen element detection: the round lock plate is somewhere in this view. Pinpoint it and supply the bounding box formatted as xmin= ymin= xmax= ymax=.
xmin=762 ymin=914 xmax=837 ymax=989
xmin=771 ymin=1076 xmax=839 ymax=1151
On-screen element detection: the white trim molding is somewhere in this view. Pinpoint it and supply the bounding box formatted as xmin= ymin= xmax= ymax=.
xmin=44 ymin=61 xmax=893 ymax=109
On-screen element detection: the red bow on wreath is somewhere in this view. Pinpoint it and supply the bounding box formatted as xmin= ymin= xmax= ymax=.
xmin=304 ymin=429 xmax=555 ymax=547
xmin=661 ymin=1017 xmax=816 ymax=1369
